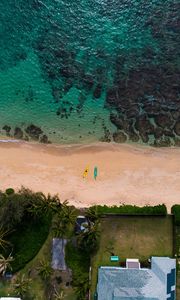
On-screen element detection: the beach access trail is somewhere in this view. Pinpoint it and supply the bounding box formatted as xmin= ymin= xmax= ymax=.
xmin=0 ymin=141 xmax=179 ymax=212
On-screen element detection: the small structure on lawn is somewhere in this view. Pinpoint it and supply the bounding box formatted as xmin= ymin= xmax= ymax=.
xmin=126 ymin=258 xmax=140 ymax=269
xmin=110 ymin=256 xmax=119 ymax=262
xmin=51 ymin=238 xmax=67 ymax=271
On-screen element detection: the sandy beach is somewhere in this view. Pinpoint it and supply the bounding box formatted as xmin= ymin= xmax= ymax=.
xmin=0 ymin=140 xmax=179 ymax=211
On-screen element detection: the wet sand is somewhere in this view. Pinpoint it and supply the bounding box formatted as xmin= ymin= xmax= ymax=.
xmin=0 ymin=140 xmax=179 ymax=211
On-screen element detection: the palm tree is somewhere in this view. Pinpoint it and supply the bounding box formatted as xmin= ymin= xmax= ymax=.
xmin=60 ymin=201 xmax=77 ymax=226
xmin=74 ymin=274 xmax=89 ymax=300
xmin=52 ymin=219 xmax=66 ymax=238
xmin=28 ymin=196 xmax=51 ymax=217
xmin=37 ymin=260 xmax=53 ymax=280
xmin=14 ymin=274 xmax=32 ymax=297
xmin=86 ymin=205 xmax=100 ymax=222
xmin=28 ymin=193 xmax=61 ymax=217
xmin=54 ymin=289 xmax=66 ymax=300
xmin=78 ymin=221 xmax=100 ymax=253
xmin=0 ymin=226 xmax=11 ymax=250
xmin=47 ymin=194 xmax=62 ymax=213
xmin=0 ymin=254 xmax=13 ymax=276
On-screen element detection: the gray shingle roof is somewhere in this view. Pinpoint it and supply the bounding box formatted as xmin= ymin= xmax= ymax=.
xmin=97 ymin=257 xmax=176 ymax=300
xmin=97 ymin=267 xmax=164 ymax=300
xmin=51 ymin=238 xmax=67 ymax=270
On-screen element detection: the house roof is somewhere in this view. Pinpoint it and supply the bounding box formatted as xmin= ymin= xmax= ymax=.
xmin=97 ymin=267 xmax=165 ymax=300
xmin=51 ymin=238 xmax=67 ymax=270
xmin=97 ymin=257 xmax=176 ymax=300
xmin=151 ymin=256 xmax=176 ymax=274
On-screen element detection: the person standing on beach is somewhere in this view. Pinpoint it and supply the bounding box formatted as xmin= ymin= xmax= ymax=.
xmin=94 ymin=166 xmax=98 ymax=180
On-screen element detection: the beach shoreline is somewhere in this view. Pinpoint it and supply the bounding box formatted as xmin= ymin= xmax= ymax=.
xmin=0 ymin=139 xmax=179 ymax=212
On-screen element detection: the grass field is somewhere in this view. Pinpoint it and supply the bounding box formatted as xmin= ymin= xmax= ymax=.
xmin=91 ymin=216 xmax=173 ymax=298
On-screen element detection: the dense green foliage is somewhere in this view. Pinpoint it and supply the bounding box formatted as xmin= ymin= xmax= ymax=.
xmin=37 ymin=259 xmax=53 ymax=280
xmin=5 ymin=188 xmax=15 ymax=195
xmin=0 ymin=188 xmax=63 ymax=273
xmin=7 ymin=214 xmax=52 ymax=273
xmin=65 ymin=241 xmax=90 ymax=300
xmin=89 ymin=204 xmax=167 ymax=216
xmin=13 ymin=274 xmax=32 ymax=298
xmin=171 ymin=205 xmax=180 ymax=226
xmin=77 ymin=221 xmax=100 ymax=254
xmin=171 ymin=205 xmax=180 ymax=260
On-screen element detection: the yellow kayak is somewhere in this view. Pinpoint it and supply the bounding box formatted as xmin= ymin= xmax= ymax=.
xmin=83 ymin=166 xmax=89 ymax=178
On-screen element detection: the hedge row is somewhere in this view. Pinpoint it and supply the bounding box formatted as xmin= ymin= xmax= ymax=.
xmin=90 ymin=204 xmax=167 ymax=216
xmin=171 ymin=205 xmax=180 ymax=226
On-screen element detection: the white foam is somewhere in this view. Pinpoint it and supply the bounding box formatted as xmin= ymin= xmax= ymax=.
xmin=0 ymin=139 xmax=21 ymax=143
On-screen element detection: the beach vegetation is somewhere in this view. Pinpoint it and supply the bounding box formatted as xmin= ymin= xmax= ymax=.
xmin=89 ymin=204 xmax=167 ymax=216
xmin=86 ymin=205 xmax=101 ymax=222
xmin=5 ymin=188 xmax=15 ymax=195
xmin=171 ymin=205 xmax=180 ymax=226
xmin=59 ymin=202 xmax=77 ymax=227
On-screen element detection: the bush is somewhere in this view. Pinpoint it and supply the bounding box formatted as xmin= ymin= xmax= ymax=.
xmin=65 ymin=242 xmax=90 ymax=300
xmin=171 ymin=205 xmax=180 ymax=225
xmin=89 ymin=204 xmax=167 ymax=216
xmin=5 ymin=188 xmax=15 ymax=195
xmin=65 ymin=242 xmax=90 ymax=277
xmin=5 ymin=214 xmax=52 ymax=273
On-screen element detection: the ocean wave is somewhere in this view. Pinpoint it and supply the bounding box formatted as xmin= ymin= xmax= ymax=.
xmin=0 ymin=139 xmax=21 ymax=143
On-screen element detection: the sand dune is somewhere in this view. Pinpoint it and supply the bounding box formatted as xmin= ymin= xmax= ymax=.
xmin=0 ymin=140 xmax=179 ymax=211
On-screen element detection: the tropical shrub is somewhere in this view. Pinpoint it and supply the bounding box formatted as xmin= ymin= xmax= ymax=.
xmin=171 ymin=205 xmax=180 ymax=225
xmin=89 ymin=204 xmax=167 ymax=216
xmin=5 ymin=188 xmax=15 ymax=195
xmin=65 ymin=241 xmax=90 ymax=300
xmin=0 ymin=187 xmax=56 ymax=272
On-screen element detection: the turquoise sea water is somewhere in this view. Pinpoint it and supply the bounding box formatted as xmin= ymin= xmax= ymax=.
xmin=0 ymin=1 xmax=179 ymax=144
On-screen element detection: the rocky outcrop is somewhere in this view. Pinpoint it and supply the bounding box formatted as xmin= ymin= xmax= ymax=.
xmin=14 ymin=127 xmax=23 ymax=139
xmin=2 ymin=125 xmax=11 ymax=136
xmin=153 ymin=136 xmax=172 ymax=147
xmin=25 ymin=124 xmax=43 ymax=140
xmin=110 ymin=114 xmax=124 ymax=130
xmin=113 ymin=131 xmax=127 ymax=143
xmin=135 ymin=115 xmax=152 ymax=133
xmin=40 ymin=134 xmax=51 ymax=144
xmin=106 ymin=64 xmax=180 ymax=146
xmin=93 ymin=84 xmax=102 ymax=99
xmin=174 ymin=121 xmax=180 ymax=136
xmin=154 ymin=114 xmax=174 ymax=128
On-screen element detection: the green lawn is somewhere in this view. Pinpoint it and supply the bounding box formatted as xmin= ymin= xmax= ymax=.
xmin=91 ymin=216 xmax=173 ymax=298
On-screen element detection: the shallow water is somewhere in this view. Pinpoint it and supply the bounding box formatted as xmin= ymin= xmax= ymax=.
xmin=0 ymin=0 xmax=179 ymax=145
